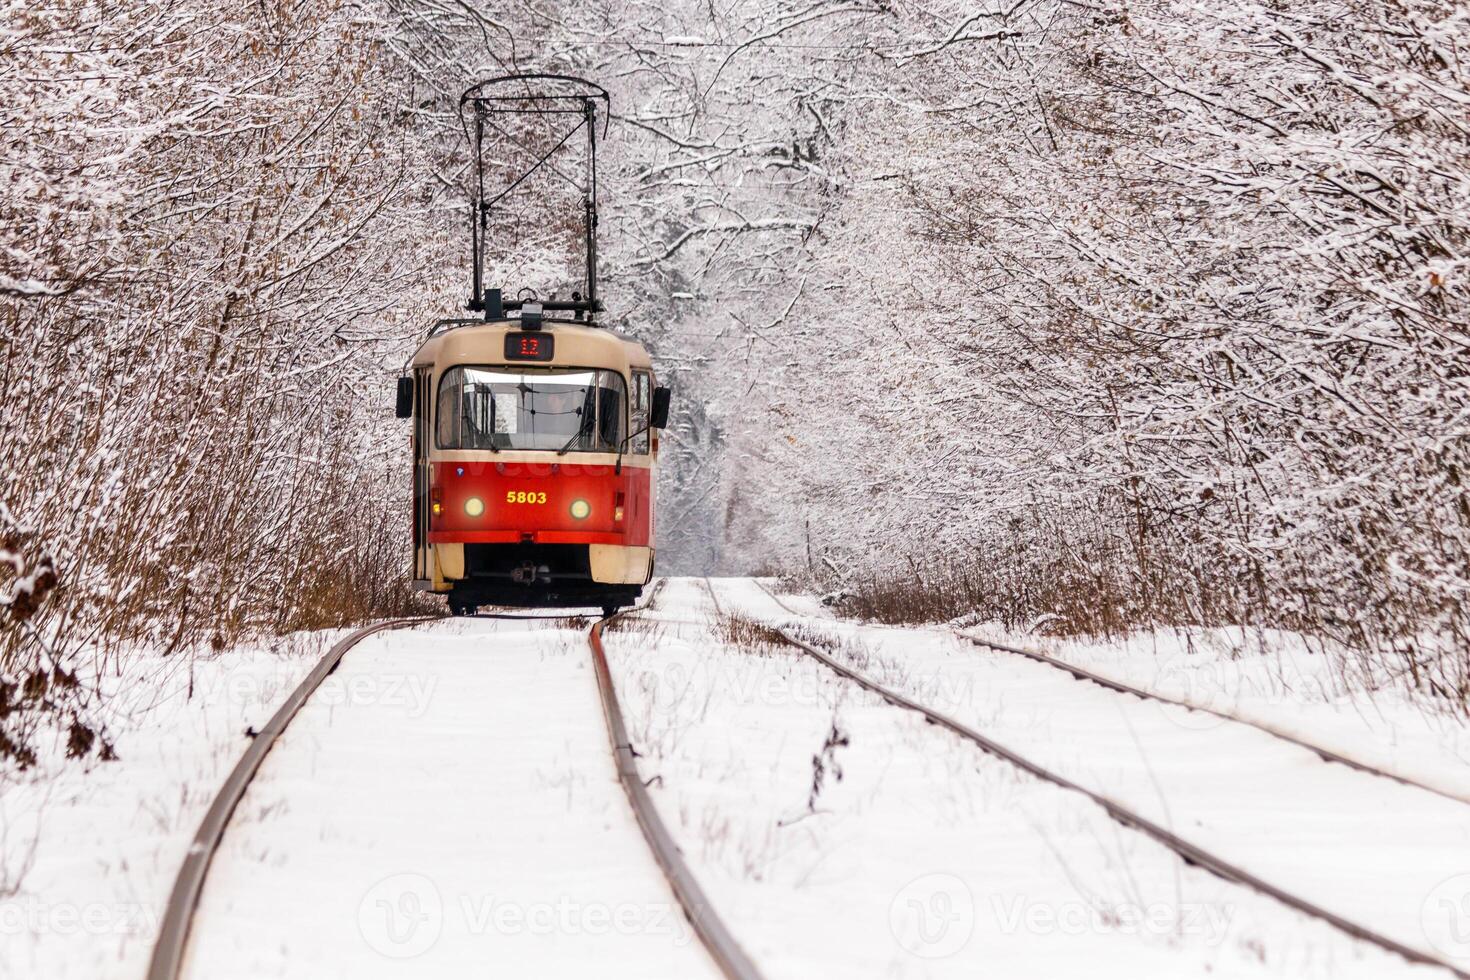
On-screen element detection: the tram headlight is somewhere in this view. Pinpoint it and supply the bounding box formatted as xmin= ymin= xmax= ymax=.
xmin=569 ymin=498 xmax=591 ymax=520
xmin=464 ymin=496 xmax=485 ymax=517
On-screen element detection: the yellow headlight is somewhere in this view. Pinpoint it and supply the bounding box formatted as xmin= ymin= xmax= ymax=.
xmin=464 ymin=497 xmax=484 ymax=517
xmin=569 ymin=499 xmax=590 ymax=520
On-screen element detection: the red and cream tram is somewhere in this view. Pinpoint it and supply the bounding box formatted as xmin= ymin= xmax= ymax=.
xmin=400 ymin=75 xmax=666 ymax=614
xmin=396 ymin=301 xmax=669 ymax=615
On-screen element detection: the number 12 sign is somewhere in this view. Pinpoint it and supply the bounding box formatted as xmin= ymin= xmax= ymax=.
xmin=504 ymin=333 xmax=555 ymax=362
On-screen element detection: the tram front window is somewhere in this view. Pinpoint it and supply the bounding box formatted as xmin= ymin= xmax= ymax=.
xmin=436 ymin=366 xmax=626 ymax=452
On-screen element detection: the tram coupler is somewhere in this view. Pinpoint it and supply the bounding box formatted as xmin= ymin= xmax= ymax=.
xmin=512 ymin=562 xmax=551 ymax=585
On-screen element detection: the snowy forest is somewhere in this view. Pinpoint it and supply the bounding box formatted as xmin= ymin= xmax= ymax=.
xmin=4 ymin=0 xmax=1469 ymax=766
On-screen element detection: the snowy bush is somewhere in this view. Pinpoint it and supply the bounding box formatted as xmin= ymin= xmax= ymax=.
xmin=0 ymin=0 xmax=450 ymax=763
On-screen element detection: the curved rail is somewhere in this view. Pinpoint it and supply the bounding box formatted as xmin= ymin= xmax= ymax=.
xmin=752 ymin=582 xmax=1470 ymax=806
xmin=739 ymin=580 xmax=1470 ymax=980
xmin=146 ymin=616 xmax=434 ymax=980
xmin=591 ymin=586 xmax=765 ymax=980
xmin=963 ymin=632 xmax=1470 ymax=806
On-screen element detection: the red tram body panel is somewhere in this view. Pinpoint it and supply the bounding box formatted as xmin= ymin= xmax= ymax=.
xmin=427 ymin=461 xmax=653 ymax=546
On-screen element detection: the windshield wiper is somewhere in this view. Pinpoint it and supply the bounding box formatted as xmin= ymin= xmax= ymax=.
xmin=556 ymin=409 xmax=587 ymax=455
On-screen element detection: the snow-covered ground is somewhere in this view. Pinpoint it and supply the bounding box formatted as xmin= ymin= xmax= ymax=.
xmin=606 ymin=578 xmax=1469 ymax=978
xmin=973 ymin=624 xmax=1470 ymax=804
xmin=702 ymin=581 xmax=1470 ymax=975
xmin=769 ymin=583 xmax=1470 ymax=802
xmin=0 ymin=632 xmax=339 ymax=979
xmin=185 ymin=615 xmax=716 ymax=979
xmin=4 ymin=579 xmax=1469 ymax=979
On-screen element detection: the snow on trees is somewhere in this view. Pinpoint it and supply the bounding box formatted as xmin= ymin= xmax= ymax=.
xmin=2 ymin=0 xmax=1467 ymax=759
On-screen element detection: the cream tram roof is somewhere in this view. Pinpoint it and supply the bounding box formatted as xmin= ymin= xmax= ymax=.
xmin=412 ymin=320 xmax=652 ymax=375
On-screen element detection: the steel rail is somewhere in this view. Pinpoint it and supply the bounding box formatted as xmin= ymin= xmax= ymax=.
xmin=589 ymin=583 xmax=766 ymax=980
xmin=963 ymin=632 xmax=1470 ymax=807
xmin=145 ymin=616 xmax=435 ymax=980
xmin=740 ymin=579 xmax=1470 ymax=980
xmin=753 ymin=583 xmax=1470 ymax=806
xmin=703 ymin=576 xmax=726 ymax=616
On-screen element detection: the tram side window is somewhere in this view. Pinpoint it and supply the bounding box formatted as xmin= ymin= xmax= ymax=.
xmin=436 ymin=379 xmax=497 ymax=450
xmin=631 ymin=371 xmax=651 ymax=454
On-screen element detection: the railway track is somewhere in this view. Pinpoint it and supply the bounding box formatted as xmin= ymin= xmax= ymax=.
xmin=726 ymin=578 xmax=1470 ymax=980
xmin=963 ymin=631 xmax=1470 ymax=807
xmin=748 ymin=580 xmax=1470 ymax=806
xmin=146 ymin=587 xmax=761 ymax=980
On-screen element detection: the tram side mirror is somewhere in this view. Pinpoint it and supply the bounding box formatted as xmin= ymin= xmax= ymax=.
xmin=395 ymin=376 xmax=413 ymax=419
xmin=650 ymin=386 xmax=672 ymax=429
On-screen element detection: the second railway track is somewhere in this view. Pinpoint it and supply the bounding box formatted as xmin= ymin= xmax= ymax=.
xmin=962 ymin=631 xmax=1470 ymax=807
xmin=718 ymin=577 xmax=1470 ymax=980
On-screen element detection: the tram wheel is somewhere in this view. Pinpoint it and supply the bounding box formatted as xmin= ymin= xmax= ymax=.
xmin=448 ymin=596 xmax=478 ymax=617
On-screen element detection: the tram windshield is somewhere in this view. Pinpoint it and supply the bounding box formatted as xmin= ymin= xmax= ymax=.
xmin=436 ymin=366 xmax=626 ymax=452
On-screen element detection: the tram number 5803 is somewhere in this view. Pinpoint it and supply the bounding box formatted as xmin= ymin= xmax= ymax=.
xmin=506 ymin=491 xmax=547 ymax=505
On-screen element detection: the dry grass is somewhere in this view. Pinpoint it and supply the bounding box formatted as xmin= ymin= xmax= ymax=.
xmin=714 ymin=612 xmax=790 ymax=655
xmin=825 ymin=507 xmax=1253 ymax=640
xmin=805 ymin=716 xmax=850 ymax=812
xmin=602 ymin=614 xmax=665 ymax=639
xmin=0 ymin=464 xmax=432 ymax=769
